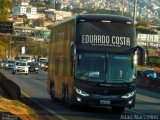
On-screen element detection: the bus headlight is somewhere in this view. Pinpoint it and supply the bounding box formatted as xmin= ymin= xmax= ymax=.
xmin=133 ymin=54 xmax=138 ymax=65
xmin=74 ymin=87 xmax=89 ymax=97
xmin=121 ymin=91 xmax=135 ymax=99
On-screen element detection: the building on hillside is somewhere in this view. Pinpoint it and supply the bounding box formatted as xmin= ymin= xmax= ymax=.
xmin=137 ymin=33 xmax=160 ymax=49
xmin=13 ymin=4 xmax=38 ymax=19
xmin=13 ymin=6 xmax=37 ymax=16
xmin=45 ymin=9 xmax=72 ymax=21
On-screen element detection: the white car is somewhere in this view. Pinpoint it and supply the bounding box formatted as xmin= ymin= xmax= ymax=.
xmin=12 ymin=61 xmax=29 ymax=75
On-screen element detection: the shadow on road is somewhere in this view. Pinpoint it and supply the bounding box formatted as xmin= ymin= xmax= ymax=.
xmin=21 ymin=96 xmax=135 ymax=120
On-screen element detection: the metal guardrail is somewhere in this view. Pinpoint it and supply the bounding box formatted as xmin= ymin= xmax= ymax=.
xmin=137 ymin=76 xmax=160 ymax=92
xmin=0 ymin=72 xmax=21 ymax=100
xmin=14 ymin=26 xmax=51 ymax=39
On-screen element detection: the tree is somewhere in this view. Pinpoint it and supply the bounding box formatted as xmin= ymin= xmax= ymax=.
xmin=0 ymin=35 xmax=10 ymax=59
xmin=0 ymin=0 xmax=13 ymax=59
xmin=136 ymin=21 xmax=158 ymax=34
xmin=0 ymin=0 xmax=13 ymax=21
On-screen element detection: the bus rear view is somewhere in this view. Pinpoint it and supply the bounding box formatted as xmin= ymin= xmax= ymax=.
xmin=48 ymin=14 xmax=146 ymax=113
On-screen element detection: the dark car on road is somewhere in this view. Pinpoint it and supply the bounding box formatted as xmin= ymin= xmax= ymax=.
xmin=0 ymin=60 xmax=5 ymax=69
xmin=27 ymin=62 xmax=38 ymax=73
xmin=39 ymin=61 xmax=48 ymax=69
xmin=43 ymin=62 xmax=48 ymax=71
xmin=137 ymin=69 xmax=158 ymax=79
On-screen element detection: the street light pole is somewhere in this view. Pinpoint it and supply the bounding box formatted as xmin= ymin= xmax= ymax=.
xmin=121 ymin=0 xmax=124 ymax=16
xmin=133 ymin=0 xmax=137 ymax=25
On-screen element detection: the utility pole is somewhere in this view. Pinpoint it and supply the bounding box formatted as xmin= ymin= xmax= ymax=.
xmin=121 ymin=0 xmax=124 ymax=16
xmin=54 ymin=0 xmax=57 ymax=10
xmin=133 ymin=0 xmax=137 ymax=25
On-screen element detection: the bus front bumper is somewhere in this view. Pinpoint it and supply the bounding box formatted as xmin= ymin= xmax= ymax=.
xmin=73 ymin=90 xmax=136 ymax=108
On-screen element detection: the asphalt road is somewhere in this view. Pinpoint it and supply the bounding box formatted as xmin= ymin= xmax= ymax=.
xmin=0 ymin=69 xmax=160 ymax=120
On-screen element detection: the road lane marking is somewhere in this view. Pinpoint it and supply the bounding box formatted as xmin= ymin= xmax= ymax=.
xmin=21 ymin=91 xmax=68 ymax=120
xmin=22 ymin=90 xmax=142 ymax=119
xmin=136 ymin=94 xmax=160 ymax=103
xmin=127 ymin=109 xmax=141 ymax=114
xmin=137 ymin=97 xmax=153 ymax=103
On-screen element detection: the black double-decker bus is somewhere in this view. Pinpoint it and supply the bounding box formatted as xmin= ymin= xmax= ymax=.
xmin=48 ymin=14 xmax=146 ymax=112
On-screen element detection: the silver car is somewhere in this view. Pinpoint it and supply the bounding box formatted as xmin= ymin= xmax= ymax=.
xmin=4 ymin=60 xmax=15 ymax=70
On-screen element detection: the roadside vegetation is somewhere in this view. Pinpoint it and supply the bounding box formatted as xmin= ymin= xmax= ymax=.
xmin=0 ymin=1 xmax=37 ymax=119
xmin=0 ymin=97 xmax=37 ymax=120
xmin=0 ymin=0 xmax=13 ymax=21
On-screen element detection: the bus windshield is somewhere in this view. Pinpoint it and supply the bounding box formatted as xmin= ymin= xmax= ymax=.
xmin=75 ymin=53 xmax=135 ymax=83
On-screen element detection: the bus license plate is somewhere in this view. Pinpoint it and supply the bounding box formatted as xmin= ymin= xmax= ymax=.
xmin=100 ymin=100 xmax=110 ymax=105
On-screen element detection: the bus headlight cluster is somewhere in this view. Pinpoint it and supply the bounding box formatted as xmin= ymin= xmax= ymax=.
xmin=74 ymin=87 xmax=89 ymax=97
xmin=121 ymin=91 xmax=135 ymax=99
xmin=133 ymin=53 xmax=138 ymax=65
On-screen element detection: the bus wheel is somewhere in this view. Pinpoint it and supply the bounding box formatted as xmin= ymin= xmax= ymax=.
xmin=50 ymin=84 xmax=56 ymax=101
xmin=112 ymin=107 xmax=125 ymax=113
xmin=63 ymin=86 xmax=71 ymax=107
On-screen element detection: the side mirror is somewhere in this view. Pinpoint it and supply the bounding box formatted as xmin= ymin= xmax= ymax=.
xmin=70 ymin=42 xmax=77 ymax=76
xmin=70 ymin=42 xmax=76 ymax=62
xmin=137 ymin=46 xmax=146 ymax=65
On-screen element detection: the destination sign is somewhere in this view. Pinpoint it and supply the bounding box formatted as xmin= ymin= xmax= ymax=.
xmin=81 ymin=35 xmax=131 ymax=47
xmin=76 ymin=21 xmax=136 ymax=52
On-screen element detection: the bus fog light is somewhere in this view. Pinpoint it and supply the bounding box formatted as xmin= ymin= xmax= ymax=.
xmin=76 ymin=97 xmax=82 ymax=102
xmin=128 ymin=100 xmax=133 ymax=104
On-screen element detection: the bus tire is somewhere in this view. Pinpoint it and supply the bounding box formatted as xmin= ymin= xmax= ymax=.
xmin=62 ymin=85 xmax=72 ymax=108
xmin=112 ymin=106 xmax=125 ymax=113
xmin=50 ymin=84 xmax=57 ymax=102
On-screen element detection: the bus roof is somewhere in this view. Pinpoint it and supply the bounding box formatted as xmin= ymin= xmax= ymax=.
xmin=74 ymin=14 xmax=133 ymax=23
xmin=52 ymin=14 xmax=133 ymax=27
xmin=51 ymin=14 xmax=136 ymax=53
